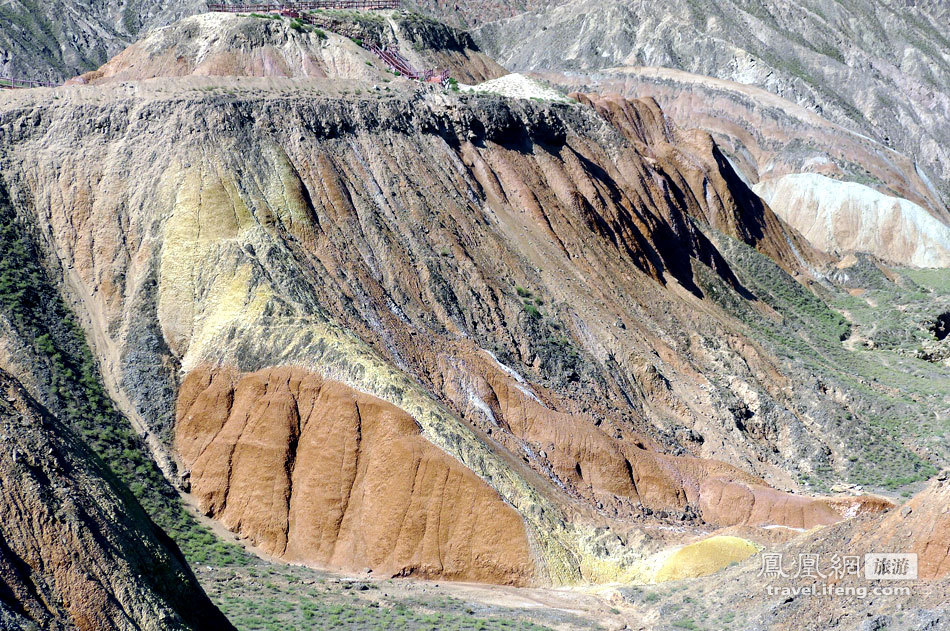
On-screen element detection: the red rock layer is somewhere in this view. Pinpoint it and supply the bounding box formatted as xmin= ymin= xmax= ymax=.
xmin=571 ymin=92 xmax=828 ymax=277
xmin=857 ymin=473 xmax=950 ymax=579
xmin=175 ymin=365 xmax=536 ymax=585
xmin=698 ymin=479 xmax=840 ymax=530
xmin=439 ymin=349 xmax=872 ymax=531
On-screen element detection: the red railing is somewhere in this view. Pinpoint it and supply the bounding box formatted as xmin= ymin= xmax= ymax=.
xmin=365 ymin=43 xmax=450 ymax=85
xmin=0 ymin=76 xmax=57 ymax=90
xmin=207 ymin=0 xmax=400 ymax=11
xmin=367 ymin=43 xmax=419 ymax=78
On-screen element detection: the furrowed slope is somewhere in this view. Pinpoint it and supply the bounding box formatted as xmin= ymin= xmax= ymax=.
xmin=177 ymin=365 xmax=536 ymax=584
xmin=0 ymin=174 xmax=235 ymax=630
xmin=542 ymin=66 xmax=948 ymax=221
xmin=474 ymin=0 xmax=950 ymax=209
xmin=0 ymin=367 xmax=233 ymax=631
xmin=4 ymin=7 xmax=943 ymax=581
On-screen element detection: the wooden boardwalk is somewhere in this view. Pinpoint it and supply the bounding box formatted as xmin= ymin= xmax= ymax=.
xmin=366 ymin=43 xmax=449 ymax=84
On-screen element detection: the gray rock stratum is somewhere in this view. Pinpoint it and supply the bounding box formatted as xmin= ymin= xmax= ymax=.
xmin=474 ymin=0 xmax=950 ymax=208
xmin=0 ymin=0 xmax=205 ymax=80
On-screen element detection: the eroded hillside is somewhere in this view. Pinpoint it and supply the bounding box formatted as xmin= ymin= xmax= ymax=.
xmin=1 ymin=48 xmax=944 ymax=587
xmin=0 ymin=178 xmax=234 ymax=630
xmin=72 ymin=10 xmax=504 ymax=86
xmin=541 ymin=67 xmax=948 ymax=222
xmin=0 ymin=369 xmax=234 ymax=631
xmin=0 ymin=9 xmax=948 ymax=630
xmin=474 ymin=0 xmax=950 ymax=209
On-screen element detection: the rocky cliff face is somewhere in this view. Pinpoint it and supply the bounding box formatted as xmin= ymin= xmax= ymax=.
xmin=0 ymin=7 xmax=946 ymax=631
xmin=0 ymin=0 xmax=205 ymax=80
xmin=0 ymin=13 xmax=945 ymax=592
xmin=542 ymin=66 xmax=949 ymax=222
xmin=0 ymin=70 xmax=932 ymax=585
xmin=474 ymin=0 xmax=950 ymax=209
xmin=0 ymin=168 xmax=233 ymax=630
xmin=0 ymin=366 xmax=232 ymax=631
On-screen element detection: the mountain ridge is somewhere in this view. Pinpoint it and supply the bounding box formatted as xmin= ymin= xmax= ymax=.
xmin=474 ymin=0 xmax=950 ymax=209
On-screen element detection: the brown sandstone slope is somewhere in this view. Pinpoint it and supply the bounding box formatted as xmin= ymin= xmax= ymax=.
xmin=435 ymin=347 xmax=884 ymax=530
xmin=0 ymin=368 xmax=234 ymax=631
xmin=571 ymin=92 xmax=827 ymax=278
xmin=176 ymin=365 xmax=536 ymax=585
xmin=856 ymin=472 xmax=950 ymax=579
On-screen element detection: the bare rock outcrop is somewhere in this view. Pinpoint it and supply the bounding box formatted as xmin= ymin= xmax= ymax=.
xmin=753 ymin=173 xmax=950 ymax=268
xmin=546 ymin=67 xmax=948 ymax=219
xmin=443 ymin=348 xmax=886 ymax=530
xmin=72 ymin=12 xmax=505 ymax=87
xmin=571 ymin=92 xmax=826 ymax=277
xmin=474 ymin=0 xmax=950 ymax=208
xmin=857 ymin=472 xmax=950 ymax=579
xmin=176 ymin=365 xmax=536 ymax=585
xmin=699 ymin=479 xmax=847 ymax=530
xmin=0 ymin=0 xmax=205 ymax=82
xmin=0 ymin=368 xmax=233 ymax=631
xmin=73 ymin=13 xmax=389 ymax=85
xmin=1 ymin=65 xmax=937 ymax=585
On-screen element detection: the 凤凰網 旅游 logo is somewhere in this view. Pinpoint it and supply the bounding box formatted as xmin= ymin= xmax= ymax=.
xmin=864 ymin=553 xmax=917 ymax=580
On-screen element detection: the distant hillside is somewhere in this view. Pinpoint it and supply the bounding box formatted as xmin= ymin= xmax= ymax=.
xmin=0 ymin=0 xmax=518 ymax=81
xmin=0 ymin=0 xmax=205 ymax=80
xmin=474 ymin=0 xmax=950 ymax=208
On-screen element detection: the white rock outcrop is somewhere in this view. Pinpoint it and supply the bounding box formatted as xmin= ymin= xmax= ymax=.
xmin=753 ymin=173 xmax=950 ymax=268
